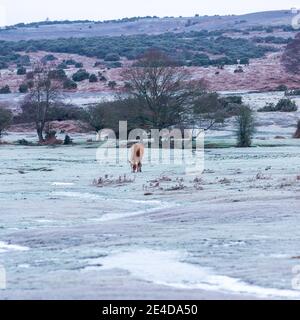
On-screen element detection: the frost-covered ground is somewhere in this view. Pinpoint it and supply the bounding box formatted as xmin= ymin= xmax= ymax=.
xmin=0 ymin=90 xmax=300 ymax=299
xmin=0 ymin=140 xmax=300 ymax=299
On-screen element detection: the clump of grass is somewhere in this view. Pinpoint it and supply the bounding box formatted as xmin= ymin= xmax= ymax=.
xmin=93 ymin=174 xmax=135 ymax=187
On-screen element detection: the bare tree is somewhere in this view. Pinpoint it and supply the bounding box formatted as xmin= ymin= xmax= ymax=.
xmin=24 ymin=63 xmax=62 ymax=142
xmin=121 ymin=50 xmax=206 ymax=130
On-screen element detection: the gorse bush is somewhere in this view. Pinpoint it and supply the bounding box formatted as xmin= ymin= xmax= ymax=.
xmin=89 ymin=74 xmax=98 ymax=83
xmin=63 ymin=78 xmax=78 ymax=89
xmin=108 ymin=81 xmax=117 ymax=89
xmin=104 ymin=53 xmax=120 ymax=61
xmin=0 ymin=85 xmax=11 ymax=94
xmin=17 ymin=139 xmax=32 ymax=145
xmin=65 ymin=59 xmax=77 ymax=65
xmin=72 ymin=69 xmax=90 ymax=82
xmin=17 ymin=66 xmax=27 ymax=75
xmin=276 ymin=99 xmax=297 ymax=112
xmin=258 ymin=99 xmax=297 ymax=112
xmin=41 ymin=54 xmax=57 ymax=63
xmin=19 ymin=83 xmax=29 ymax=93
xmin=48 ymin=69 xmax=67 ymax=80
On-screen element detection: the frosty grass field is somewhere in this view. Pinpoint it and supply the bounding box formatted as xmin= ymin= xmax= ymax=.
xmin=0 ymin=91 xmax=300 ymax=299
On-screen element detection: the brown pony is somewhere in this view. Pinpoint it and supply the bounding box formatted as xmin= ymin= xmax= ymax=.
xmin=130 ymin=143 xmax=145 ymax=173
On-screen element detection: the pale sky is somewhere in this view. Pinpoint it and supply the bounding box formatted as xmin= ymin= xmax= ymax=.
xmin=0 ymin=0 xmax=299 ymax=26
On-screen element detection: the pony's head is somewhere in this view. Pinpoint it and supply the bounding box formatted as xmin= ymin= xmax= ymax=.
xmin=130 ymin=161 xmax=142 ymax=173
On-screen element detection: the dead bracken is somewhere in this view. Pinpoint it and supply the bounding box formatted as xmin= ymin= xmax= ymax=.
xmin=93 ymin=174 xmax=135 ymax=187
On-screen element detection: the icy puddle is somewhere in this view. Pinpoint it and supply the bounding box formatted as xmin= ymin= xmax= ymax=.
xmin=93 ymin=249 xmax=300 ymax=299
xmin=0 ymin=242 xmax=29 ymax=254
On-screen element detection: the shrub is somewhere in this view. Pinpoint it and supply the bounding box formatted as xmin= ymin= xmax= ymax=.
xmin=65 ymin=59 xmax=77 ymax=65
xmin=17 ymin=139 xmax=32 ymax=145
xmin=99 ymin=75 xmax=107 ymax=82
xmin=25 ymin=46 xmax=37 ymax=53
xmin=0 ymin=85 xmax=11 ymax=94
xmin=19 ymin=83 xmax=29 ymax=93
xmin=87 ymin=98 xmax=147 ymax=134
xmin=239 ymin=57 xmax=249 ymax=65
xmin=236 ymin=105 xmax=255 ymax=147
xmin=72 ymin=69 xmax=90 ymax=82
xmin=41 ymin=54 xmax=57 ymax=63
xmin=190 ymin=53 xmax=211 ymax=66
xmin=104 ymin=53 xmax=120 ymax=61
xmin=17 ymin=55 xmax=31 ymax=66
xmin=108 ymin=81 xmax=117 ymax=89
xmin=258 ymin=99 xmax=297 ymax=112
xmin=285 ymin=89 xmax=300 ymax=96
xmin=63 ymin=134 xmax=73 ymax=145
xmin=221 ymin=96 xmax=243 ymax=105
xmin=46 ymin=104 xmax=87 ymax=122
xmin=57 ymin=62 xmax=68 ymax=69
xmin=75 ymin=62 xmax=83 ymax=68
xmin=275 ymin=99 xmax=297 ymax=112
xmin=258 ymin=102 xmax=275 ymax=112
xmin=105 ymin=61 xmax=122 ymax=68
xmin=63 ymin=78 xmax=78 ymax=90
xmin=48 ymin=69 xmax=67 ymax=80
xmin=276 ymin=84 xmax=288 ymax=92
xmin=17 ymin=67 xmax=27 ymax=75
xmin=0 ymin=62 xmax=8 ymax=69
xmin=89 ymin=74 xmax=98 ymax=83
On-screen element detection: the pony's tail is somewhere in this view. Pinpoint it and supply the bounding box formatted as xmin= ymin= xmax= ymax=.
xmin=136 ymin=149 xmax=141 ymax=157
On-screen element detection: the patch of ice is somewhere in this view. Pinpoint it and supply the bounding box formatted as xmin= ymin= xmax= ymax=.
xmin=36 ymin=219 xmax=54 ymax=223
xmin=93 ymin=249 xmax=300 ymax=299
xmin=17 ymin=264 xmax=30 ymax=269
xmin=0 ymin=241 xmax=29 ymax=254
xmin=52 ymin=182 xmax=75 ymax=186
xmin=97 ymin=201 xmax=176 ymax=222
xmin=268 ymin=254 xmax=291 ymax=259
xmin=54 ymin=191 xmax=176 ymax=222
xmin=53 ymin=191 xmax=102 ymax=200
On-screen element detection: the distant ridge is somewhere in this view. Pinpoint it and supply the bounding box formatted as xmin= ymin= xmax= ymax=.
xmin=0 ymin=10 xmax=295 ymax=41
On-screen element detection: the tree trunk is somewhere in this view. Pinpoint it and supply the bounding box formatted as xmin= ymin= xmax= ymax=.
xmin=37 ymin=124 xmax=44 ymax=143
